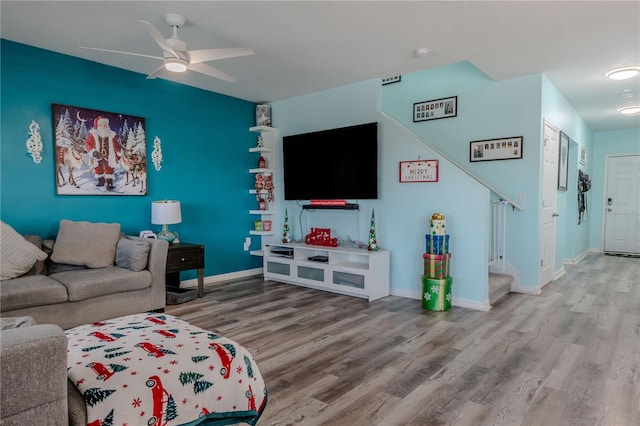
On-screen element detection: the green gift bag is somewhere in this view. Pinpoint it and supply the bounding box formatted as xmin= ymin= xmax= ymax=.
xmin=422 ymin=276 xmax=452 ymax=311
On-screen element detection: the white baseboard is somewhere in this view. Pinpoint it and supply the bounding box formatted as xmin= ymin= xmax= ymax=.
xmin=554 ymin=267 xmax=566 ymax=280
xmin=187 ymin=271 xmax=487 ymax=311
xmin=390 ymin=288 xmax=490 ymax=311
xmin=564 ymin=248 xmax=591 ymax=265
xmin=180 ymin=268 xmax=263 ymax=288
xmin=511 ymin=283 xmax=541 ymax=295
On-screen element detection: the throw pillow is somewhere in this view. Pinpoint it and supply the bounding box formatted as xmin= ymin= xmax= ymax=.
xmin=50 ymin=220 xmax=121 ymax=268
xmin=115 ymin=237 xmax=150 ymax=272
xmin=0 ymin=221 xmax=48 ymax=280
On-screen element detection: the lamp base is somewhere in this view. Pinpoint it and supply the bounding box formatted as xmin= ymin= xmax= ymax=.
xmin=157 ymin=225 xmax=177 ymax=243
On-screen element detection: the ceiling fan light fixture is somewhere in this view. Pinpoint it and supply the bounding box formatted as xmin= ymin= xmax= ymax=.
xmin=617 ymin=105 xmax=640 ymax=115
xmin=606 ymin=67 xmax=640 ymax=80
xmin=165 ymin=58 xmax=188 ymax=72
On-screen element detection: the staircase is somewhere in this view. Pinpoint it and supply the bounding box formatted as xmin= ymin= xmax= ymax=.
xmin=489 ymin=272 xmax=513 ymax=306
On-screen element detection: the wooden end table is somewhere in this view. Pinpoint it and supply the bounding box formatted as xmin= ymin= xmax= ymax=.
xmin=165 ymin=242 xmax=205 ymax=298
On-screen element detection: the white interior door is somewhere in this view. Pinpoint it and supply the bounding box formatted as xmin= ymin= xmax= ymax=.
xmin=541 ymin=120 xmax=559 ymax=286
xmin=604 ymin=155 xmax=640 ymax=254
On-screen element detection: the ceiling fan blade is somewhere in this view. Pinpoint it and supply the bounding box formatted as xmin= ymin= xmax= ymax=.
xmin=80 ymin=46 xmax=162 ymax=61
xmin=187 ymin=48 xmax=255 ymax=65
xmin=138 ymin=20 xmax=177 ymax=57
xmin=146 ymin=64 xmax=166 ymax=80
xmin=188 ymin=62 xmax=236 ymax=82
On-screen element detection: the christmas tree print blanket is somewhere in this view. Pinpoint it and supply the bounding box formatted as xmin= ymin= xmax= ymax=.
xmin=65 ymin=313 xmax=267 ymax=426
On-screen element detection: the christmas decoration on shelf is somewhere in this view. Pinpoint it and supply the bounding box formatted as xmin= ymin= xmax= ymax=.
xmin=256 ymin=136 xmax=264 ymax=148
xmin=368 ymin=209 xmax=379 ymax=251
xmin=422 ymin=212 xmax=453 ymax=311
xmin=258 ymin=198 xmax=267 ymax=211
xmin=258 ymin=155 xmax=266 ymax=169
xmin=254 ymin=174 xmax=264 ymax=201
xmin=282 ymin=208 xmax=291 ymax=243
xmin=263 ymin=172 xmax=274 ymax=202
xmin=305 ymin=228 xmax=337 ymax=247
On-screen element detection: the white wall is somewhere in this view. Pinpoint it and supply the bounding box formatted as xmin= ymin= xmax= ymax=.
xmin=272 ymin=79 xmax=491 ymax=309
xmin=380 ymin=61 xmax=542 ymax=291
xmin=590 ymin=128 xmax=640 ymax=250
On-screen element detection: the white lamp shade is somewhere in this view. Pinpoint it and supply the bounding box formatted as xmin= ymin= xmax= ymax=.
xmin=151 ymin=200 xmax=182 ymax=225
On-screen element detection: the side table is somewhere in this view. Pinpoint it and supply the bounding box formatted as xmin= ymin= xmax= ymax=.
xmin=166 ymin=242 xmax=205 ymax=298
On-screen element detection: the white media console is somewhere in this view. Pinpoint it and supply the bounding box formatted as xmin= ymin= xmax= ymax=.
xmin=263 ymin=242 xmax=390 ymax=301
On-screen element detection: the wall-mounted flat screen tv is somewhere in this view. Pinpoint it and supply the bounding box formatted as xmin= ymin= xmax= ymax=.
xmin=282 ymin=122 xmax=378 ymax=200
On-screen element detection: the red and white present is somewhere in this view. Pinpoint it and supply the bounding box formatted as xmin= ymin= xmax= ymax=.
xmin=423 ymin=253 xmax=452 ymax=279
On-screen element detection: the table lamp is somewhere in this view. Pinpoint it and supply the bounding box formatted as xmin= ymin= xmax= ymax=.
xmin=151 ymin=200 xmax=182 ymax=243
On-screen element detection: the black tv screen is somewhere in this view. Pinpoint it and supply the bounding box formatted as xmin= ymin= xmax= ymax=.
xmin=283 ymin=122 xmax=378 ymax=200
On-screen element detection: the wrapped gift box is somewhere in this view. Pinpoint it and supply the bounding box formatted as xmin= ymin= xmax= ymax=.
xmin=425 ymin=234 xmax=450 ymax=255
xmin=423 ymin=253 xmax=452 ymax=279
xmin=429 ymin=220 xmax=446 ymax=235
xmin=421 ymin=276 xmax=452 ymax=311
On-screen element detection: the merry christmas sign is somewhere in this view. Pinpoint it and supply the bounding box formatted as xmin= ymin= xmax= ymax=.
xmin=399 ymin=160 xmax=439 ymax=182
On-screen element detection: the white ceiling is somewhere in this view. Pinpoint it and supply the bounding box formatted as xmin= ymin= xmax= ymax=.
xmin=2 ymin=1 xmax=639 ymax=132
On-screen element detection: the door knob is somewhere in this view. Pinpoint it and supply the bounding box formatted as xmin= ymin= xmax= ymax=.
xmin=552 ymin=212 xmax=560 ymax=217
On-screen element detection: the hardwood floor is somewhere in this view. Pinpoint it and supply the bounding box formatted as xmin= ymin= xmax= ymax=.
xmin=166 ymin=253 xmax=640 ymax=426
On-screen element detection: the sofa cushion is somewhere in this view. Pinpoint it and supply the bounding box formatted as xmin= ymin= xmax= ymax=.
xmin=50 ymin=267 xmax=152 ymax=302
xmin=50 ymin=220 xmax=120 ymax=268
xmin=0 ymin=275 xmax=68 ymax=311
xmin=0 ymin=222 xmax=48 ymax=280
xmin=115 ymin=237 xmax=150 ymax=272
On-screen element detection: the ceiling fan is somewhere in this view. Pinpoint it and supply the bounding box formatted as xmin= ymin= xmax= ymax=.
xmin=80 ymin=13 xmax=254 ymax=82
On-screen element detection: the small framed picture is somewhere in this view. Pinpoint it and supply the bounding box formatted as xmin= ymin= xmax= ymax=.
xmin=579 ymin=146 xmax=587 ymax=165
xmin=470 ymin=136 xmax=523 ymax=162
xmin=558 ymin=131 xmax=569 ymax=191
xmin=255 ymin=104 xmax=272 ymax=127
xmin=413 ymin=96 xmax=457 ymax=122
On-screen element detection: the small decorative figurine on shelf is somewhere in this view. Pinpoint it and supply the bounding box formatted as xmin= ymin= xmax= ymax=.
xmin=258 ymin=198 xmax=267 ymax=211
xmin=256 ymin=136 xmax=264 ymax=148
xmin=255 ymin=174 xmax=264 ymax=201
xmin=264 ymin=172 xmax=274 ymax=202
xmin=258 ymin=156 xmax=266 ymax=169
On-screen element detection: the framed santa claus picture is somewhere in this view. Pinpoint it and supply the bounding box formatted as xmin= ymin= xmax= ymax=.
xmin=52 ymin=103 xmax=147 ymax=196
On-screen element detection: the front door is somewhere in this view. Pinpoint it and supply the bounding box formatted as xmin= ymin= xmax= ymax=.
xmin=604 ymin=154 xmax=640 ymax=254
xmin=541 ymin=120 xmax=559 ymax=286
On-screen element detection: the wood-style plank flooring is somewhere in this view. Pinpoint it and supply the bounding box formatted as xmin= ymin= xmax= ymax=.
xmin=166 ymin=254 xmax=640 ymax=426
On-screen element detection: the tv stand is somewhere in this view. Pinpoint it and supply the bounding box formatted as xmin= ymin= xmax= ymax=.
xmin=263 ymin=242 xmax=390 ymax=301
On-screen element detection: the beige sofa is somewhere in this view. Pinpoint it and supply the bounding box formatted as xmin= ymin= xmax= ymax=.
xmin=0 ymin=220 xmax=169 ymax=425
xmin=0 ymin=220 xmax=168 ymax=330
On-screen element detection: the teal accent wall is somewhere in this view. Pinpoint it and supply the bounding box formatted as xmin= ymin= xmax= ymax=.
xmin=590 ymin=128 xmax=640 ymax=249
xmin=0 ymin=40 xmax=262 ymax=278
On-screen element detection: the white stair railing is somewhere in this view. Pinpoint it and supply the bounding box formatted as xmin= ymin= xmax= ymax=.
xmin=490 ymin=200 xmax=509 ymax=272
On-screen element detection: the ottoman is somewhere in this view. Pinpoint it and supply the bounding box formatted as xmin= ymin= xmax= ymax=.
xmin=65 ymin=313 xmax=267 ymax=426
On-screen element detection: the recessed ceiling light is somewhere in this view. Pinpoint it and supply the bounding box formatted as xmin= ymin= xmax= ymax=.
xmin=606 ymin=67 xmax=640 ymax=80
xmin=414 ymin=48 xmax=429 ymax=58
xmin=617 ymin=105 xmax=640 ymax=115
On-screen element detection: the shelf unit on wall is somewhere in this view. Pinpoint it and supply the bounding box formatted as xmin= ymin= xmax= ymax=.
xmin=248 ymin=125 xmax=277 ymax=257
xmin=263 ymin=242 xmax=390 ymax=301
